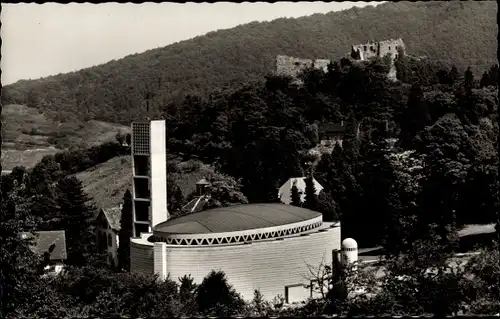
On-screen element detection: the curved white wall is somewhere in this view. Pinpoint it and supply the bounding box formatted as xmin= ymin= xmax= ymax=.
xmin=130 ymin=241 xmax=154 ymax=275
xmin=167 ymin=226 xmax=340 ymax=301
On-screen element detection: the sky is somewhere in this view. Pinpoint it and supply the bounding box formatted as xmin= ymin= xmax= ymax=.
xmin=1 ymin=2 xmax=385 ymax=85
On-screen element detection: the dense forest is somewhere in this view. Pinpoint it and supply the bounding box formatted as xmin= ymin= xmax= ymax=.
xmin=2 ymin=51 xmax=499 ymax=317
xmin=1 ymin=1 xmax=499 ymax=316
xmin=2 ymin=1 xmax=497 ymax=125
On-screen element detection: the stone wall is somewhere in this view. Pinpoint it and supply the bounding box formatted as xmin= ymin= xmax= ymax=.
xmin=351 ymin=38 xmax=405 ymax=61
xmin=276 ymin=38 xmax=405 ymax=82
xmin=276 ymin=55 xmax=331 ymax=78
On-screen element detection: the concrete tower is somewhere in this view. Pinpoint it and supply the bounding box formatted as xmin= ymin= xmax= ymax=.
xmin=131 ymin=120 xmax=168 ymax=237
xmin=341 ymin=238 xmax=358 ymax=265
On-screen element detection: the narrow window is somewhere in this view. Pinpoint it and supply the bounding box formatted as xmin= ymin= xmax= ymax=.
xmin=107 ymin=234 xmax=112 ymax=247
xmin=388 ymin=46 xmax=391 ymax=51
xmin=363 ymin=45 xmax=367 ymax=51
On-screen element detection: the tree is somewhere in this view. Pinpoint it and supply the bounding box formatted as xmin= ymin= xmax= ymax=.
xmin=465 ymin=244 xmax=500 ymax=314
xmin=398 ymin=82 xmax=430 ymax=150
xmin=0 ymin=182 xmax=45 ymax=318
xmin=118 ymin=189 xmax=133 ymax=271
xmin=377 ymin=232 xmax=471 ymax=316
xmin=457 ymin=66 xmax=477 ymax=124
xmin=196 ymin=270 xmax=245 ymax=316
xmin=179 ymin=274 xmax=198 ymax=315
xmin=381 ymin=150 xmax=424 ymax=255
xmin=303 ymin=176 xmax=318 ymax=211
xmin=167 ymin=176 xmax=185 ymax=214
xmin=349 ymin=130 xmax=395 ymax=246
xmin=316 ymin=190 xmax=338 ymax=221
xmin=57 ymin=267 xmax=181 ymax=318
xmin=54 ymin=176 xmax=97 ymax=266
xmin=290 ymin=180 xmax=302 ymax=207
xmin=413 ymin=113 xmax=479 ymax=241
xmin=203 ymin=171 xmax=248 ymax=209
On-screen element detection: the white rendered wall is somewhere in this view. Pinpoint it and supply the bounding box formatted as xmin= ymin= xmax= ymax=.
xmin=150 ymin=120 xmax=168 ymax=227
xmin=154 ymin=242 xmax=167 ymax=281
xmin=164 ymin=226 xmax=340 ymax=302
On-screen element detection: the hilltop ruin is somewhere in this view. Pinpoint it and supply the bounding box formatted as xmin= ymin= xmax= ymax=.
xmin=276 ymin=38 xmax=406 ymax=81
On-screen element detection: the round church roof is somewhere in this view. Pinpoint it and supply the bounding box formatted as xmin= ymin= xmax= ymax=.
xmin=154 ymin=203 xmax=322 ymax=236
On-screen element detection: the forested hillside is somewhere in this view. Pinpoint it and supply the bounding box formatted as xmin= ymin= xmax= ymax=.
xmin=2 ymin=1 xmax=496 ymax=124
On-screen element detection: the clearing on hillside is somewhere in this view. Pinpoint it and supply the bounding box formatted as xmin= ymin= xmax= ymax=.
xmin=1 ymin=104 xmax=131 ymax=170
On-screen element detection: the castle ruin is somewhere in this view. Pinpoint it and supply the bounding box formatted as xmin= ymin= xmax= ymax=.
xmin=276 ymin=38 xmax=406 ymax=81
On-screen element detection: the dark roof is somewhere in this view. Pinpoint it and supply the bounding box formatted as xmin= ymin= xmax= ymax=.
xmin=22 ymin=231 xmax=67 ymax=261
xmin=102 ymin=207 xmax=122 ymax=231
xmin=318 ymin=123 xmax=347 ymax=134
xmin=154 ymin=203 xmax=321 ymax=235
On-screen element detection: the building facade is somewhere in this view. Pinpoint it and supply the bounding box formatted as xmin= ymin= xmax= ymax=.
xmin=129 ymin=120 xmax=342 ymax=304
xmin=95 ymin=206 xmax=122 ymax=267
xmin=131 ymin=203 xmax=341 ymax=303
xmin=131 ymin=120 xmax=168 ymax=237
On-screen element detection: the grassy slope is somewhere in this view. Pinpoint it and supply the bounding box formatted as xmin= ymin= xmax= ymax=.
xmin=76 ymin=155 xmax=214 ymax=209
xmin=2 ymin=1 xmax=496 ymax=124
xmin=1 ymin=104 xmax=131 ymax=170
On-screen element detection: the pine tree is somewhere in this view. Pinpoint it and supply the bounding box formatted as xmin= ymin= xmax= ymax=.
xmin=448 ymin=65 xmax=459 ymax=85
xmin=290 ymin=180 xmax=302 ymax=207
xmin=118 ymin=189 xmax=133 ymax=271
xmin=303 ymin=176 xmax=318 ymax=211
xmin=458 ymin=66 xmax=476 ymax=124
xmin=480 ymin=71 xmax=490 ymax=88
xmin=398 ymin=82 xmax=430 ymax=150
xmin=54 ymin=176 xmax=97 ymax=266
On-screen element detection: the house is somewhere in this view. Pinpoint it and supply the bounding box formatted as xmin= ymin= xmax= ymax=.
xmin=95 ymin=206 xmax=122 ymax=267
xmin=318 ymin=122 xmax=347 ymax=147
xmin=21 ymin=230 xmax=67 ymax=274
xmin=278 ymin=177 xmax=324 ymax=205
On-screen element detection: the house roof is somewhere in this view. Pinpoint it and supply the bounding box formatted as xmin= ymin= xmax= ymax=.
xmin=278 ymin=177 xmax=324 ymax=205
xmin=22 ymin=230 xmax=67 ymax=261
xmin=154 ymin=203 xmax=321 ymax=235
xmin=196 ymin=178 xmax=210 ymax=186
xmin=318 ymin=123 xmax=347 ymax=134
xmin=102 ymin=207 xmax=122 ymax=231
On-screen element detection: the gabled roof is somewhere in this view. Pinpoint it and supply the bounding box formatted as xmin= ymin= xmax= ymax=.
xmin=278 ymin=177 xmax=324 ymax=205
xmin=101 ymin=207 xmax=122 ymax=231
xmin=318 ymin=123 xmax=347 ymax=134
xmin=21 ymin=230 xmax=67 ymax=261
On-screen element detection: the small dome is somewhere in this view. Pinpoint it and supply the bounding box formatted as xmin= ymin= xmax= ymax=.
xmin=342 ymin=238 xmax=358 ymax=249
